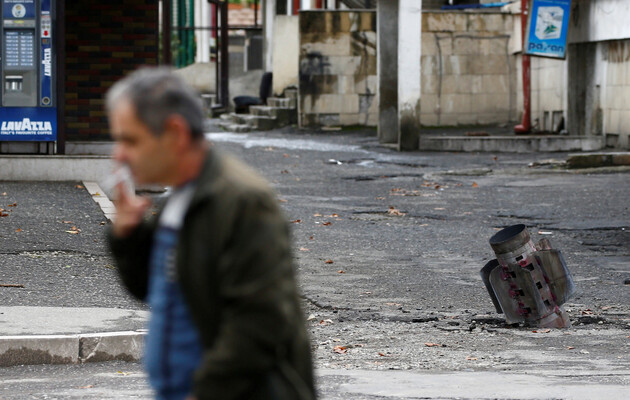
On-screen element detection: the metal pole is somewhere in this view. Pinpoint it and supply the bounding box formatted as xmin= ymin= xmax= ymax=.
xmin=219 ymin=1 xmax=229 ymax=108
xmin=162 ymin=0 xmax=172 ymax=65
xmin=515 ymin=0 xmax=531 ymax=134
xmin=55 ymin=0 xmax=66 ymax=154
xmin=254 ymin=0 xmax=258 ymax=27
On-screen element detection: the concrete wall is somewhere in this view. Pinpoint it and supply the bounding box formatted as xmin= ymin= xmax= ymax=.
xmin=569 ymin=0 xmax=630 ymax=43
xmin=602 ymin=39 xmax=630 ymax=148
xmin=298 ymin=11 xmax=377 ymax=127
xmin=420 ymin=12 xmax=517 ymax=126
xmin=528 ymin=56 xmax=567 ymax=133
xmin=272 ymin=15 xmax=300 ymax=95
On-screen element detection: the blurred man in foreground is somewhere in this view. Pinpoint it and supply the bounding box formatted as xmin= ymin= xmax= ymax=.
xmin=106 ymin=67 xmax=315 ymax=400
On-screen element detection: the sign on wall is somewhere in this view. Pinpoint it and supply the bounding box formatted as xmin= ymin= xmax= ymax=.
xmin=0 ymin=107 xmax=57 ymax=141
xmin=524 ymin=0 xmax=572 ymax=59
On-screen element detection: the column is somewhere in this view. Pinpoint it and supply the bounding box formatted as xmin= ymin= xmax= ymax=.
xmin=377 ymin=0 xmax=422 ymax=151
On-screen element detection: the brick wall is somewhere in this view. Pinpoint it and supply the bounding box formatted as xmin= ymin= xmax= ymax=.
xmin=65 ymin=1 xmax=158 ymax=141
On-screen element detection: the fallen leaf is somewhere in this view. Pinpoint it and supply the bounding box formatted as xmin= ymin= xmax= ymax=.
xmin=15 ymin=228 xmax=22 ymax=232
xmin=116 ymin=371 xmax=132 ymax=376
xmin=291 ymin=219 xmax=302 ymax=224
xmin=75 ymin=185 xmax=85 ymax=189
xmin=333 ymin=345 xmax=348 ymax=354
xmin=325 ymin=259 xmax=334 ymax=264
xmin=466 ymin=356 xmax=478 ymax=361
xmin=322 ymin=221 xmax=332 ymax=226
xmin=278 ymin=198 xmax=288 ymax=203
xmin=337 ymin=270 xmax=345 ymax=274
xmin=309 ymin=236 xmax=314 ymax=240
xmin=387 ymin=207 xmax=405 ymax=216
xmin=66 ymin=226 xmax=81 ymax=234
xmin=319 ymin=319 xmax=333 ymax=325
xmin=330 ymin=213 xmax=339 ymax=218
xmin=7 ymin=202 xmax=17 ymax=207
xmin=472 ymin=182 xmax=479 ymax=188
xmin=532 ymin=329 xmax=551 ymax=333
xmin=299 ymin=247 xmax=310 ymax=252
xmin=313 ymin=213 xmax=323 ymax=217
xmin=567 ymin=346 xmax=575 ymax=350
xmin=0 ymin=212 xmax=8 ymax=217
xmin=424 ymin=343 xmax=443 ymax=347
xmin=78 ymin=385 xmax=94 ymax=389
xmin=378 ymin=352 xmax=387 ymax=357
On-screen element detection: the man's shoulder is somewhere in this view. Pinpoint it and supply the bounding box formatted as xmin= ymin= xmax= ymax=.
xmin=195 ymin=151 xmax=277 ymax=208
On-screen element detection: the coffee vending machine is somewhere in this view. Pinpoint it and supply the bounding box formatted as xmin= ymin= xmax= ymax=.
xmin=0 ymin=0 xmax=56 ymax=150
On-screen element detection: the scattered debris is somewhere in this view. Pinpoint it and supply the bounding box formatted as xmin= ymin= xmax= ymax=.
xmin=387 ymin=207 xmax=406 ymax=216
xmin=333 ymin=345 xmax=348 ymax=354
xmin=0 ymin=284 xmax=25 ymax=288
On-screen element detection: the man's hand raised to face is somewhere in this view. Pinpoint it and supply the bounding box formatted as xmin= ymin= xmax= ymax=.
xmin=112 ymin=181 xmax=151 ymax=238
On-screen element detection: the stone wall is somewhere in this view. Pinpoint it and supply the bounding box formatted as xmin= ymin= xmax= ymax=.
xmin=298 ymin=10 xmax=517 ymax=128
xmin=298 ymin=11 xmax=377 ymax=127
xmin=420 ymin=12 xmax=517 ymax=126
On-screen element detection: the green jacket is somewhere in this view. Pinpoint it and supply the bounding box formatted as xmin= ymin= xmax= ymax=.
xmin=108 ymin=148 xmax=315 ymax=400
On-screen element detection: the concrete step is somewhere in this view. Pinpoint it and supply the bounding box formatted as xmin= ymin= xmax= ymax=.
xmin=267 ymin=97 xmax=297 ymax=109
xmin=419 ymin=135 xmax=604 ymax=153
xmin=283 ymin=87 xmax=298 ymax=101
xmin=249 ymin=106 xmax=297 ymax=126
xmin=217 ymin=120 xmax=252 ymax=133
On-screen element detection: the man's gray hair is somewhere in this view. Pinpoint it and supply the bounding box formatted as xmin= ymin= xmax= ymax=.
xmin=106 ymin=67 xmax=204 ymax=139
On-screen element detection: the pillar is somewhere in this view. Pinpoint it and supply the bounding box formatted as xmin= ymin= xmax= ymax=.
xmin=263 ymin=0 xmax=277 ymax=71
xmin=377 ymin=0 xmax=422 ymax=151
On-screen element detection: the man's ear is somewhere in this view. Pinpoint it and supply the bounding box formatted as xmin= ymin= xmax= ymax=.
xmin=162 ymin=115 xmax=192 ymax=150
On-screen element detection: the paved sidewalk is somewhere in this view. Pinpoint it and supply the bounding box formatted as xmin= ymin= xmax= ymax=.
xmin=1 ymin=127 xmax=629 ymax=399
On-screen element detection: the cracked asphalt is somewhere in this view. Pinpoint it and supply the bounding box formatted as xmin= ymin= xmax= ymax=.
xmin=1 ymin=125 xmax=629 ymax=398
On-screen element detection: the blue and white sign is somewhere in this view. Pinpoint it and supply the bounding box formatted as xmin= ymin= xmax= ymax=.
xmin=2 ymin=0 xmax=35 ymax=19
xmin=524 ymin=0 xmax=571 ymax=59
xmin=0 ymin=107 xmax=57 ymax=141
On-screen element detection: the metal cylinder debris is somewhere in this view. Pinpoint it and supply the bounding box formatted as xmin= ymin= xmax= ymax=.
xmin=480 ymin=224 xmax=576 ymax=328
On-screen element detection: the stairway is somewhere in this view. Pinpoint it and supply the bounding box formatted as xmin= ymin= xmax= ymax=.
xmin=217 ymin=91 xmax=298 ymax=133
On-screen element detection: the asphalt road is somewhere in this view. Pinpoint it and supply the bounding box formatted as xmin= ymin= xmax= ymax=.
xmin=1 ymin=126 xmax=629 ymax=398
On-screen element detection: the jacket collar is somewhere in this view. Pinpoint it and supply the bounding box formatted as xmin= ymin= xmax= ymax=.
xmin=187 ymin=146 xmax=223 ymax=211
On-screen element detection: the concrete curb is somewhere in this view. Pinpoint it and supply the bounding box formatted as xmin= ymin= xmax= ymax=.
xmin=83 ymin=181 xmax=115 ymax=221
xmin=0 ymin=331 xmax=146 ymax=367
xmin=0 ymin=155 xmax=114 ymax=181
xmin=419 ymin=135 xmax=603 ymax=153
xmin=566 ymin=152 xmax=630 ymax=168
